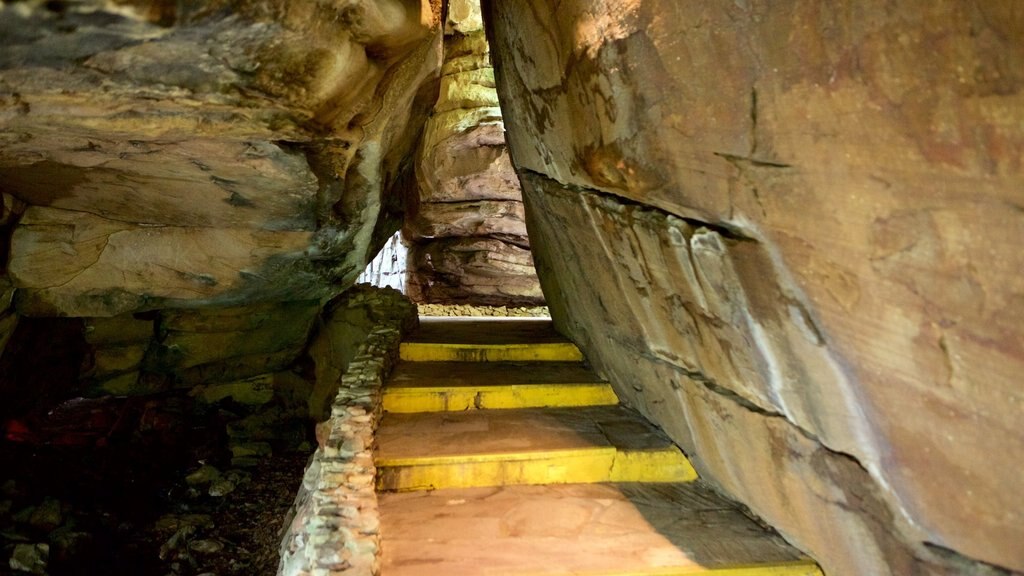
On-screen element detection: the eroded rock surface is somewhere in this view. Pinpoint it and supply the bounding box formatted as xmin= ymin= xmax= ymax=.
xmin=405 ymin=4 xmax=542 ymax=306
xmin=408 ymin=237 xmax=541 ymax=305
xmin=0 ymin=192 xmax=24 ymax=360
xmin=0 ymin=0 xmax=443 ymax=317
xmin=484 ymin=1 xmax=1024 ymax=574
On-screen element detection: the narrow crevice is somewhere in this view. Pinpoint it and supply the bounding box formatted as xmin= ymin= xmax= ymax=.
xmin=677 ymin=365 xmax=783 ymax=418
xmin=714 ymin=151 xmax=792 ymax=169
xmin=923 ymin=542 xmax=1017 ymax=575
xmin=749 ymin=85 xmax=759 ymax=155
xmin=655 ymin=354 xmax=873 ymax=470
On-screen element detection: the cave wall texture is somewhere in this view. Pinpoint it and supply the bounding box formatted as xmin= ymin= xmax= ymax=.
xmin=0 ymin=0 xmax=443 ymax=318
xmin=404 ymin=0 xmax=543 ymax=306
xmin=0 ymin=1 xmax=1022 ymax=575
xmin=0 ymin=0 xmax=445 ymax=459
xmin=483 ymin=1 xmax=1023 ymax=575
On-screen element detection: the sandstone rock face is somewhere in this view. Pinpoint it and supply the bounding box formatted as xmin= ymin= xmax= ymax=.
xmin=80 ymin=300 xmax=320 ymax=396
xmin=0 ymin=0 xmax=443 ymax=317
xmin=484 ymin=1 xmax=1024 ymax=574
xmin=408 ymin=237 xmax=541 ymax=305
xmin=405 ymin=5 xmax=542 ymax=306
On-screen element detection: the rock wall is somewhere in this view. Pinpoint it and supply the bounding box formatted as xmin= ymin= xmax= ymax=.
xmin=5 ymin=284 xmax=412 ymax=463
xmin=0 ymin=191 xmax=23 ymax=363
xmin=0 ymin=0 xmax=443 ymax=317
xmin=404 ymin=1 xmax=543 ymax=306
xmin=11 ymin=301 xmax=316 ymax=465
xmin=0 ymin=0 xmax=444 ymax=473
xmin=279 ymin=286 xmax=416 ymax=576
xmin=483 ymin=1 xmax=1024 ymax=575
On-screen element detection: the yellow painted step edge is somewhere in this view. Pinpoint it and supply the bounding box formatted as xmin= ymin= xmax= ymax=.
xmin=610 ymin=447 xmax=699 ymax=483
xmin=399 ymin=342 xmax=583 ymax=362
xmin=377 ymin=446 xmax=617 ymax=467
xmin=377 ymin=447 xmax=617 ymax=491
xmin=382 ymin=383 xmax=619 ymax=412
xmin=376 ymin=446 xmax=697 ymax=491
xmin=514 ymin=560 xmax=823 ymax=576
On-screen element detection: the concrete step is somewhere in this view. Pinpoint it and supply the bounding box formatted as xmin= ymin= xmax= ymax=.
xmin=380 ymin=482 xmax=823 ymax=576
xmin=400 ymin=318 xmax=583 ymax=362
xmin=383 ymin=361 xmax=618 ymax=413
xmin=375 ymin=405 xmax=697 ymax=491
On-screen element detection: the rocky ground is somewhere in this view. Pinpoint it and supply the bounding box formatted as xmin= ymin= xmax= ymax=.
xmin=0 ymin=396 xmax=309 ymax=576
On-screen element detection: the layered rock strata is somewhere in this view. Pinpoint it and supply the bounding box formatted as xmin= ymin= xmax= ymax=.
xmin=81 ymin=300 xmax=320 ymax=395
xmin=484 ymin=1 xmax=1024 ymax=575
xmin=404 ymin=3 xmax=543 ymax=306
xmin=0 ymin=0 xmax=443 ymax=317
xmin=76 ymin=300 xmax=317 ymax=464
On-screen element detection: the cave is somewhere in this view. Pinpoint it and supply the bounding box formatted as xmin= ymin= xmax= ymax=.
xmin=0 ymin=1 xmax=1021 ymax=576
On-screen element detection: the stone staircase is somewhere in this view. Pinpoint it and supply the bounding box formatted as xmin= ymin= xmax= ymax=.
xmin=376 ymin=318 xmax=823 ymax=576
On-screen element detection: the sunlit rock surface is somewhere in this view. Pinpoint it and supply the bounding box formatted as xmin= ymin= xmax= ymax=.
xmin=484 ymin=1 xmax=1024 ymax=574
xmin=405 ymin=2 xmax=542 ymax=306
xmin=0 ymin=0 xmax=443 ymax=317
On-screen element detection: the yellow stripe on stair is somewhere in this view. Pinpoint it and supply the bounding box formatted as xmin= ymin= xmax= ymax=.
xmin=513 ymin=561 xmax=824 ymax=576
xmin=383 ymin=382 xmax=619 ymax=413
xmin=399 ymin=342 xmax=584 ymax=362
xmin=379 ymin=483 xmax=824 ymax=576
xmin=376 ymin=445 xmax=697 ymax=491
xmin=379 ymin=319 xmax=825 ymax=576
xmin=609 ymin=447 xmax=700 ymax=482
xmin=376 ymin=405 xmax=699 ymax=491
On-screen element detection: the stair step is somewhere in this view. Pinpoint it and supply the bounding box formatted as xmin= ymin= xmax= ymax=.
xmin=379 ymin=482 xmax=823 ymax=576
xmin=401 ymin=318 xmax=583 ymax=362
xmin=376 ymin=405 xmax=697 ymax=491
xmin=384 ymin=361 xmax=618 ymax=412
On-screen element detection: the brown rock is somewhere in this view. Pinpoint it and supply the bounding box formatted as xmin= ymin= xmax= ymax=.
xmin=406 ymin=27 xmax=542 ymax=306
xmin=160 ymin=301 xmax=320 ymax=334
xmin=417 ymin=119 xmax=520 ymax=204
xmin=10 ymin=206 xmax=315 ymax=316
xmin=178 ymin=349 xmax=300 ymax=386
xmin=88 ymin=371 xmax=149 ymax=397
xmin=149 ymin=301 xmax=319 ymax=371
xmin=485 ymin=0 xmax=1024 ymax=573
xmin=405 ymin=200 xmax=528 ymax=244
xmin=446 ymin=0 xmax=484 ymax=34
xmin=434 ymin=68 xmax=499 ymax=114
xmin=1 ymin=1 xmax=445 ymax=317
xmin=406 ymin=238 xmax=543 ymax=306
xmin=441 ymin=34 xmax=491 ymax=76
xmin=83 ymin=316 xmax=153 ymax=346
xmin=315 ymin=420 xmax=332 ymax=450
xmin=86 ymin=344 xmax=148 ymax=378
xmin=307 ymin=285 xmax=417 ymax=420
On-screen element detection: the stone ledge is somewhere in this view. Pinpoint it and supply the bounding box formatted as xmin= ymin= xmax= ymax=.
xmin=278 ymin=287 xmax=417 ymax=576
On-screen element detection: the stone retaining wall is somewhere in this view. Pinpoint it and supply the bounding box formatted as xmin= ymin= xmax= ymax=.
xmin=278 ymin=288 xmax=417 ymax=576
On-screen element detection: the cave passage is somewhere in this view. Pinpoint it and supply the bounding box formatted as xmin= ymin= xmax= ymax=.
xmin=0 ymin=1 xmax=1021 ymax=576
